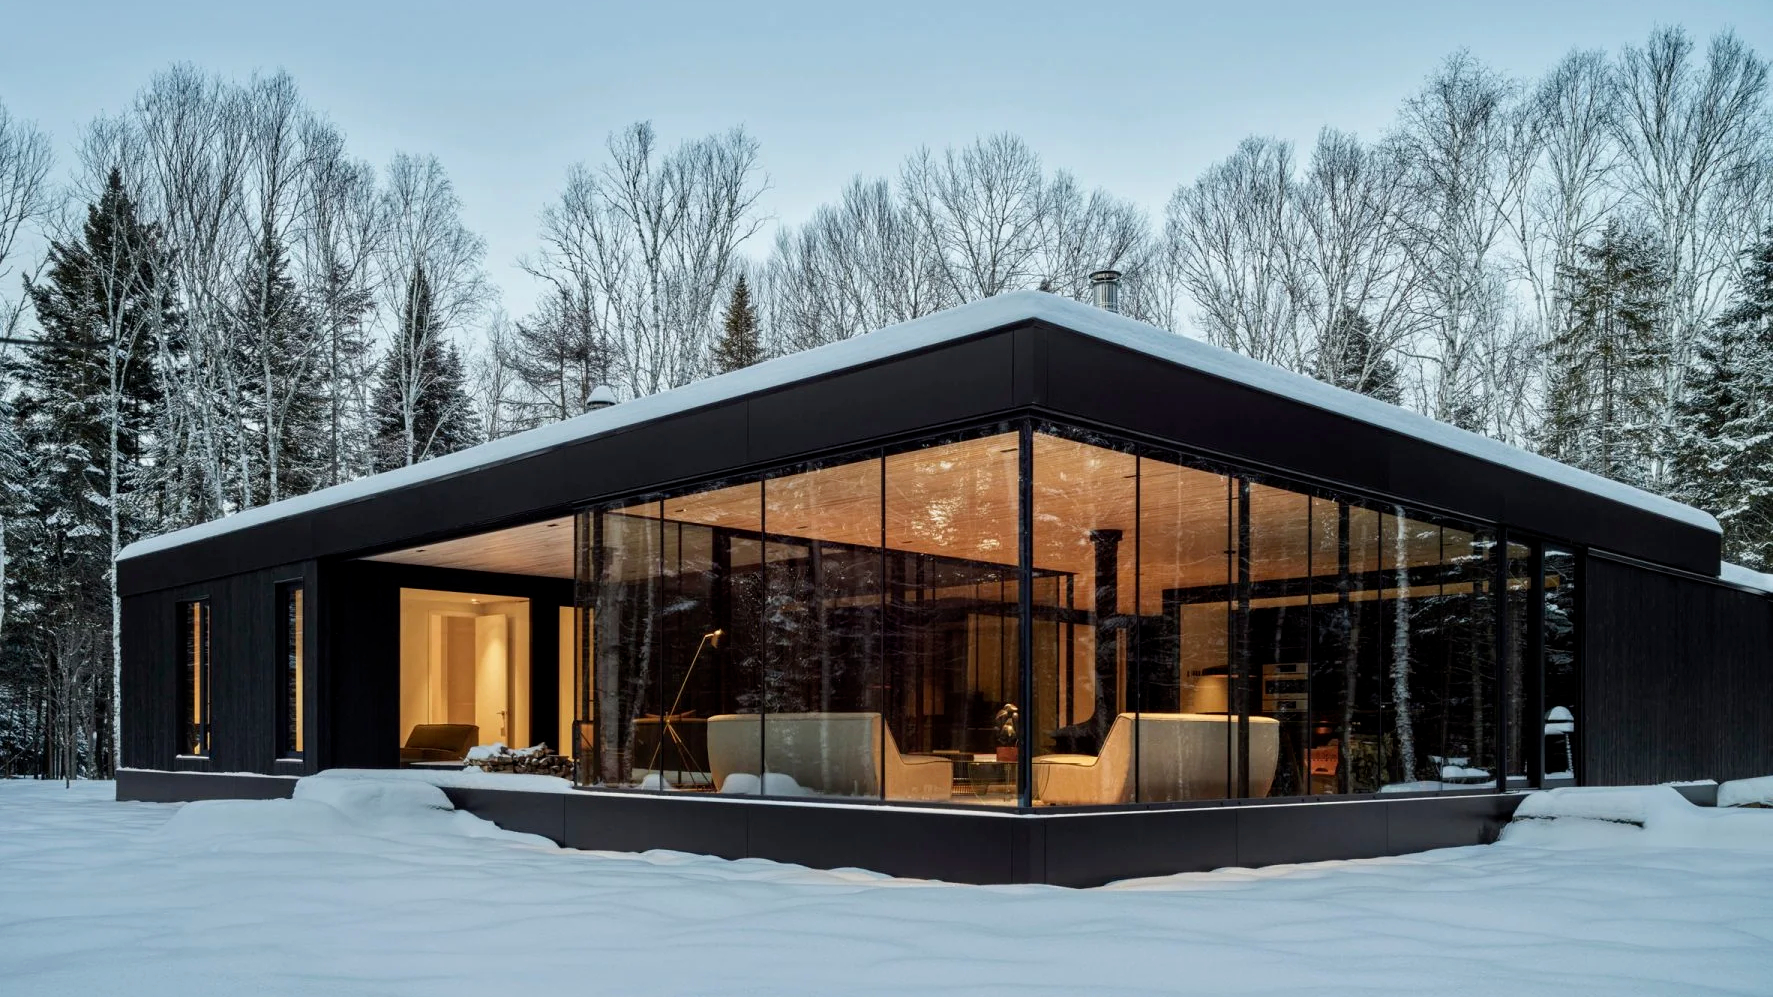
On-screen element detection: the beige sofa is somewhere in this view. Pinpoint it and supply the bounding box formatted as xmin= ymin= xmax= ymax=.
xmin=706 ymin=712 xmax=952 ymax=801
xmin=1033 ymin=712 xmax=1280 ymax=805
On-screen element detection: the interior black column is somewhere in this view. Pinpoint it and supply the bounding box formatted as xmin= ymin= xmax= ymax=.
xmin=1091 ymin=528 xmax=1122 ymax=750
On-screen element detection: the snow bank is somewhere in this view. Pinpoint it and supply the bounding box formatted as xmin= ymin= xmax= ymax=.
xmin=1504 ymin=785 xmax=1773 ymax=852
xmin=7 ymin=779 xmax=1773 ymax=996
xmin=1720 ymin=774 xmax=1773 ymax=808
xmin=158 ymin=773 xmax=557 ymax=849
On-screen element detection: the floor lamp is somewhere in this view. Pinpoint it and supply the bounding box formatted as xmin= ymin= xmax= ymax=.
xmin=646 ymin=628 xmax=722 ymax=786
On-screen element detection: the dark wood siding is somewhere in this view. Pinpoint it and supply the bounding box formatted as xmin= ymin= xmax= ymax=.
xmin=120 ymin=560 xmax=318 ymax=773
xmin=129 ymin=557 xmax=568 ymax=775
xmin=1584 ymin=554 xmax=1773 ymax=785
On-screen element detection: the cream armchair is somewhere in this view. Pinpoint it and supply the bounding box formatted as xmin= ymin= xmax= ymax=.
xmin=706 ymin=712 xmax=952 ymax=801
xmin=1033 ymin=712 xmax=1281 ymax=805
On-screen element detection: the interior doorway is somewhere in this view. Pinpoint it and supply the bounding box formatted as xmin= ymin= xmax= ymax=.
xmin=399 ymin=588 xmax=531 ymax=751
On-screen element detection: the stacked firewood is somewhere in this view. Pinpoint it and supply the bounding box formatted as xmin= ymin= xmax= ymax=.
xmin=465 ymin=744 xmax=574 ymax=778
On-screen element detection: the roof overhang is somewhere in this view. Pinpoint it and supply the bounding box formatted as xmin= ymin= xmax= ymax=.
xmin=117 ymin=293 xmax=1720 ymax=595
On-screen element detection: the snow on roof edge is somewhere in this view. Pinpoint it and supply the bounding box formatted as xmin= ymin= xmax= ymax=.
xmin=1718 ymin=562 xmax=1773 ymax=595
xmin=118 ymin=291 xmax=1718 ymax=562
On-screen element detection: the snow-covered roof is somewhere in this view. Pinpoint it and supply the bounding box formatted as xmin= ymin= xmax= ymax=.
xmin=1718 ymin=562 xmax=1773 ymax=596
xmin=118 ymin=290 xmax=1718 ymax=562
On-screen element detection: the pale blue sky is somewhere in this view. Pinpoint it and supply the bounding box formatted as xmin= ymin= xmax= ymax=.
xmin=4 ymin=0 xmax=1769 ymax=318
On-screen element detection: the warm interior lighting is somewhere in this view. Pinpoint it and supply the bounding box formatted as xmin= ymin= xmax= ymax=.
xmin=398 ymin=589 xmax=531 ymax=752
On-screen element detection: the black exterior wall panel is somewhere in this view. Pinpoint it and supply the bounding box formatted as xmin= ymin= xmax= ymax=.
xmin=1040 ymin=806 xmax=1241 ymax=886
xmin=442 ymin=787 xmax=567 ymax=844
xmin=1236 ymin=799 xmax=1391 ymax=867
xmin=120 ymin=593 xmax=178 ymax=771
xmin=116 ymin=768 xmax=299 ymax=802
xmin=561 ymin=792 xmax=752 ymax=859
xmin=746 ymin=332 xmax=1018 ymax=465
xmin=119 ymin=561 xmax=317 ymax=775
xmin=1584 ymin=556 xmax=1773 ymax=785
xmin=1384 ymin=793 xmax=1523 ymax=853
xmin=744 ymin=801 xmax=1019 ymax=884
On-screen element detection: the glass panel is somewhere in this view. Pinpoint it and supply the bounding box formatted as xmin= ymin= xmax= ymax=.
xmin=759 ymin=456 xmax=886 ymax=800
xmin=179 ymin=601 xmax=210 ymax=756
xmin=1029 ymin=431 xmax=1139 ymax=805
xmin=590 ymin=504 xmax=666 ymax=787
xmin=279 ymin=584 xmax=304 ymax=758
xmin=1135 ymin=454 xmax=1233 ymax=803
xmin=883 ymin=430 xmax=1020 ymax=805
xmin=1542 ymin=547 xmax=1579 ymax=784
xmin=1503 ymin=540 xmax=1533 ymax=788
xmin=1444 ymin=523 xmax=1499 ymax=791
xmin=1307 ymin=497 xmax=1348 ymax=794
xmin=1243 ymin=482 xmax=1311 ymax=798
xmin=1382 ymin=510 xmax=1433 ymax=791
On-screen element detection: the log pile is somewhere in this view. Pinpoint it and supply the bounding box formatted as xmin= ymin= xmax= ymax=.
xmin=465 ymin=744 xmax=574 ymax=779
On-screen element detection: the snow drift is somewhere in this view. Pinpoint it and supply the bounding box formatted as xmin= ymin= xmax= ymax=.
xmin=1502 ymin=784 xmax=1773 ymax=852
xmin=158 ymin=772 xmax=557 ymax=850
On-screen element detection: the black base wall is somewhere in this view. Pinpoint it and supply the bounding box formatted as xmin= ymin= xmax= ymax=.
xmin=114 ymin=770 xmax=1522 ymax=886
xmin=117 ymin=767 xmax=300 ymax=802
xmin=1585 ymin=556 xmax=1773 ymax=785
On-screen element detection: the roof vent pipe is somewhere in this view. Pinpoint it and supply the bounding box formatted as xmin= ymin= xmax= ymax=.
xmin=586 ymin=384 xmax=618 ymax=411
xmin=1089 ymin=269 xmax=1122 ymax=314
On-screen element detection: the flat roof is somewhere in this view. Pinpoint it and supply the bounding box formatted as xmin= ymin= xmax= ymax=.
xmin=119 ymin=291 xmax=1717 ymax=563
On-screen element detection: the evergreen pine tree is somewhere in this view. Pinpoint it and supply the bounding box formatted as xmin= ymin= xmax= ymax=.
xmin=16 ymin=166 xmax=174 ymax=776
xmin=1315 ymin=307 xmax=1402 ymax=405
xmin=1538 ymin=218 xmax=1669 ymax=488
xmin=235 ymin=228 xmax=327 ymax=503
xmin=711 ymin=276 xmax=763 ymax=374
xmin=1671 ymin=228 xmax=1773 ymax=566
xmin=370 ymin=266 xmax=481 ymax=470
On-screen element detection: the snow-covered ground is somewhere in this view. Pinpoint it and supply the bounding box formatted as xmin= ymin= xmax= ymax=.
xmin=2 ymin=778 xmax=1771 ymax=996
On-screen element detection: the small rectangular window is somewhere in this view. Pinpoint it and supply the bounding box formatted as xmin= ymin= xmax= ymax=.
xmin=278 ymin=584 xmax=304 ymax=758
xmin=179 ymin=600 xmax=211 ymax=756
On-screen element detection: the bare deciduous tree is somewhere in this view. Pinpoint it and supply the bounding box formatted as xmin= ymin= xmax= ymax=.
xmin=1391 ymin=52 xmax=1534 ymax=431
xmin=902 ymin=134 xmax=1049 ymax=300
xmin=1612 ymin=27 xmax=1770 ymax=477
xmin=528 ymin=122 xmax=765 ymax=398
xmin=1163 ymin=136 xmax=1308 ymax=366
xmin=0 ymin=100 xmax=53 ymax=344
xmin=1296 ymin=128 xmax=1419 ymax=387
xmin=377 ymin=152 xmax=489 ymax=466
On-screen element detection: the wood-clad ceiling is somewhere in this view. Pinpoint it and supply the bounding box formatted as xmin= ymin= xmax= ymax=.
xmin=365 ymin=516 xmax=574 ymax=578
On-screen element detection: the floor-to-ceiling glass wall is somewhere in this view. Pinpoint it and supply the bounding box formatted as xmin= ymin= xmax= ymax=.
xmin=1026 ymin=422 xmax=1504 ymax=805
xmin=577 ymin=426 xmax=1028 ymax=806
xmin=574 ymin=417 xmax=1521 ymax=807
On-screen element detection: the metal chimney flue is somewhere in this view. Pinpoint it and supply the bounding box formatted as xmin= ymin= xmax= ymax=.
xmin=1089 ymin=269 xmax=1122 ymax=314
xmin=586 ymin=384 xmax=618 ymax=411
